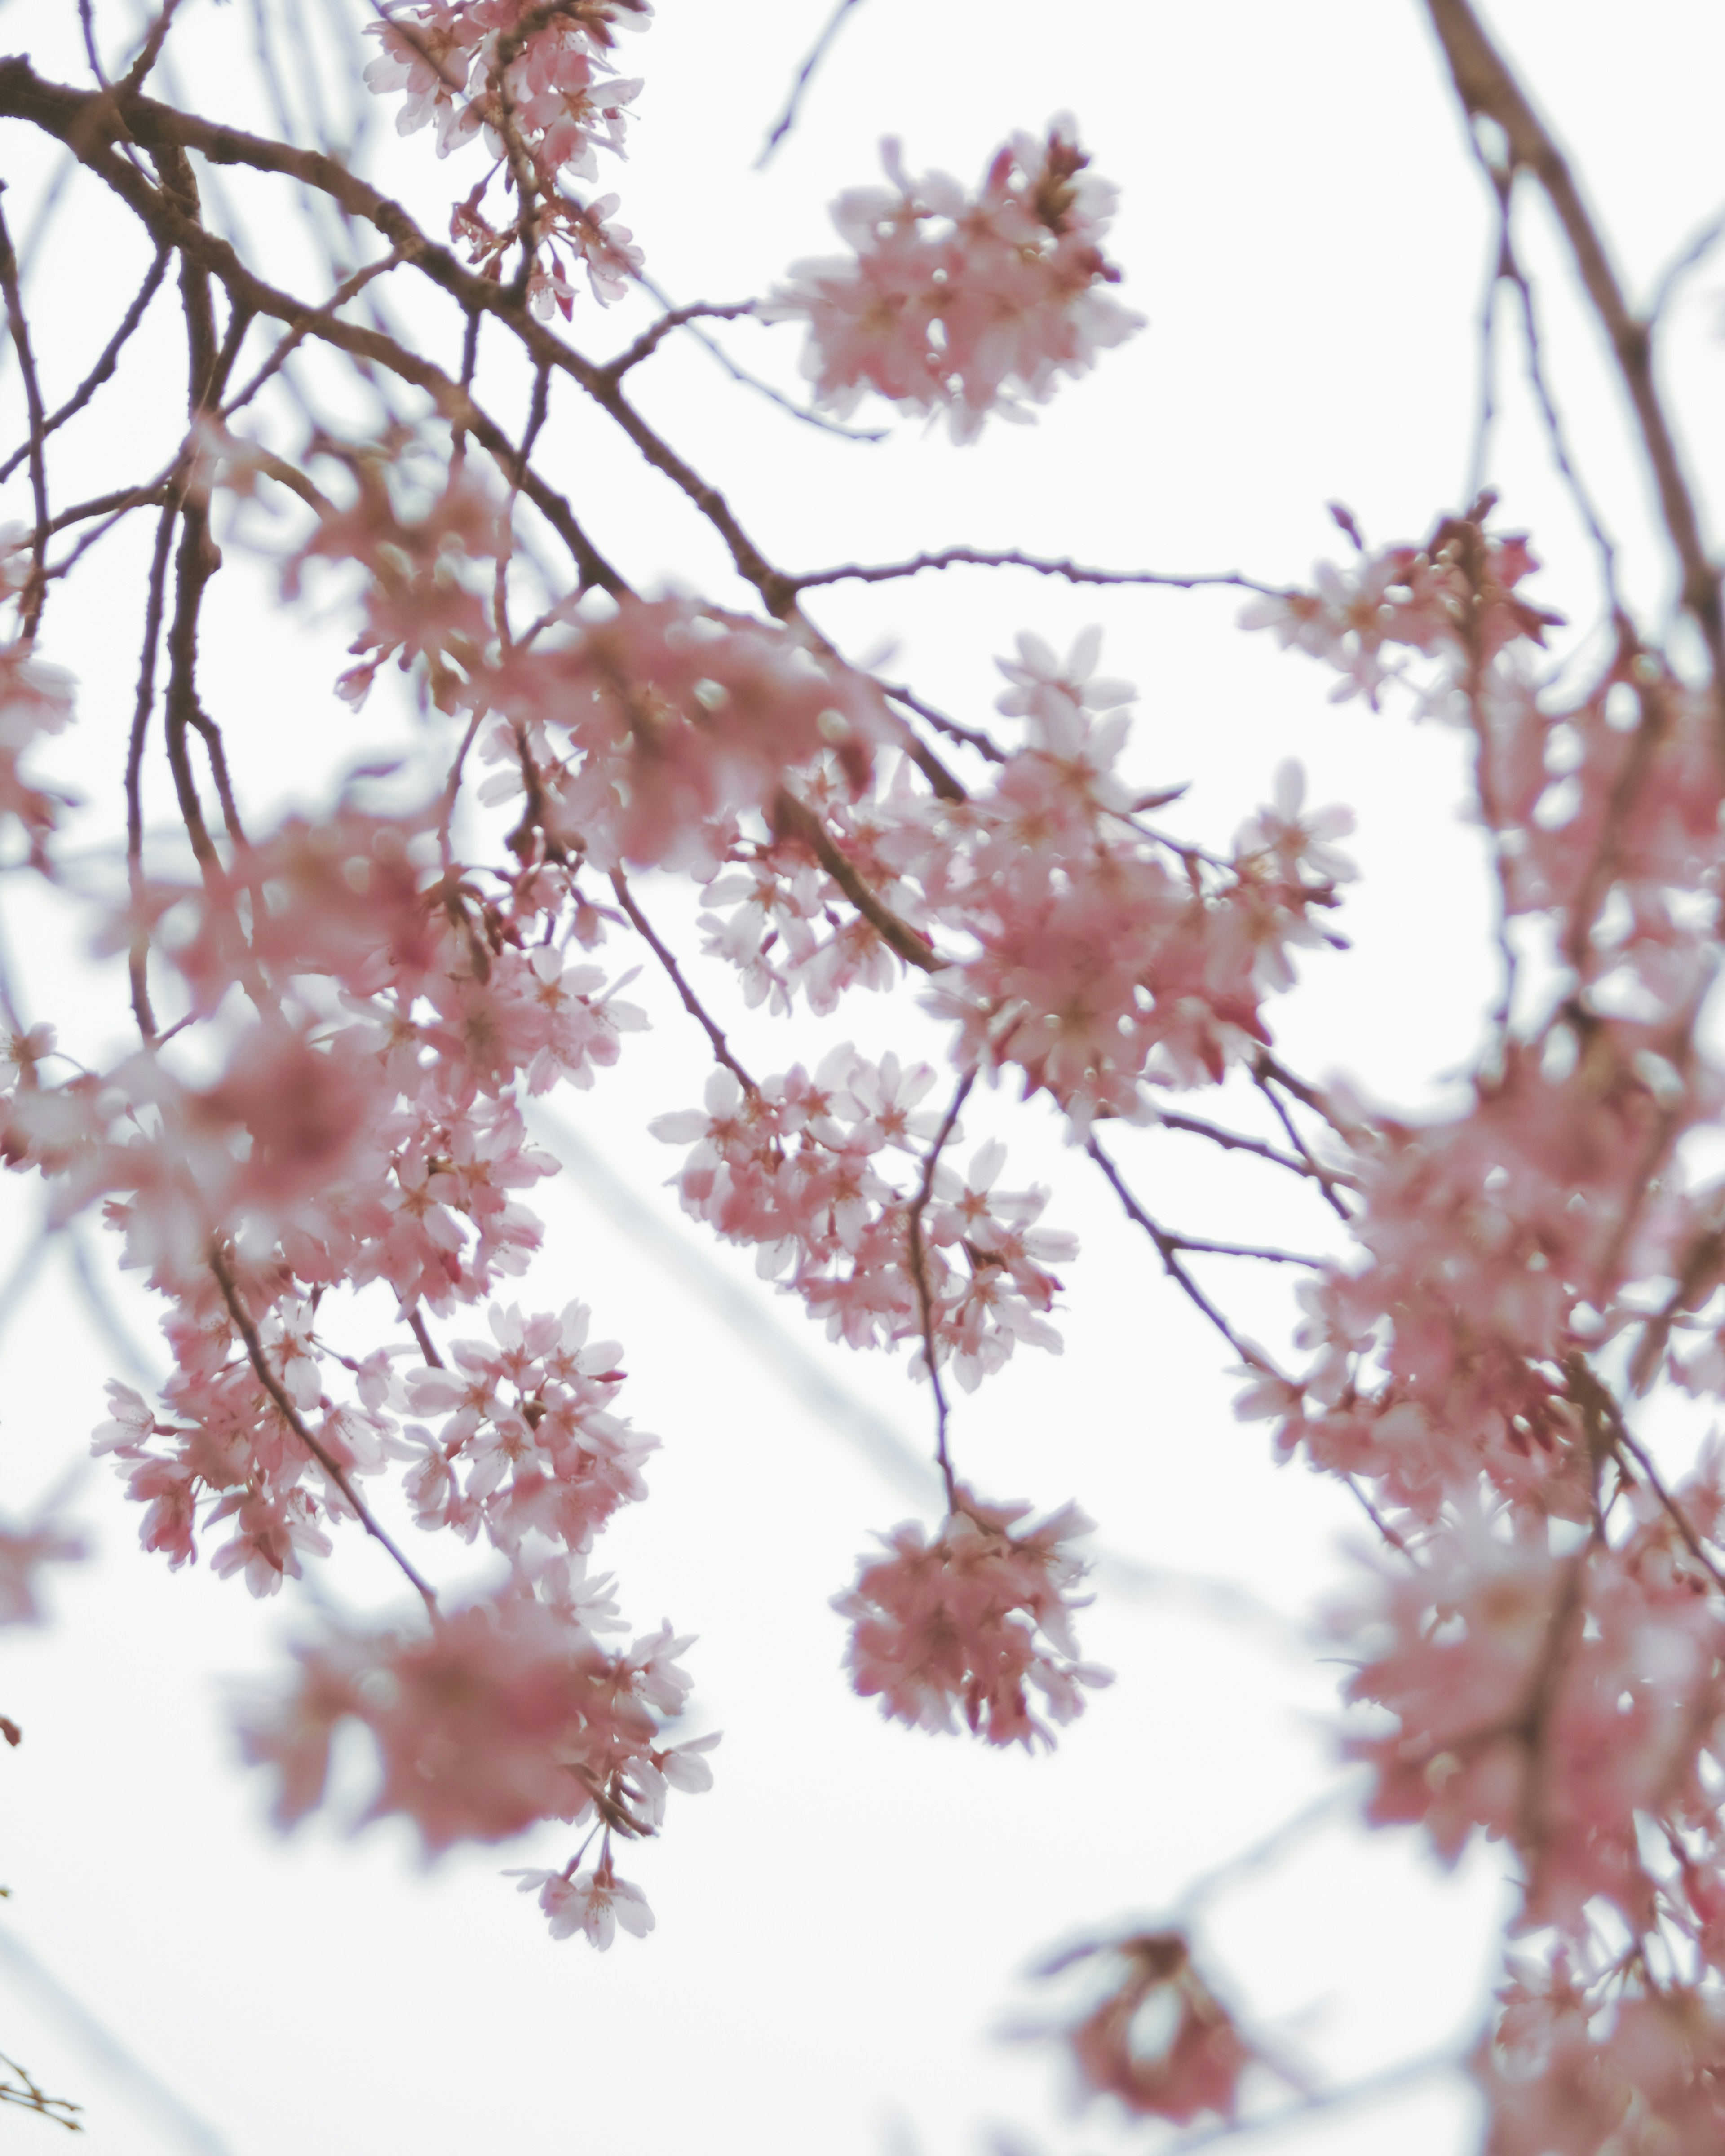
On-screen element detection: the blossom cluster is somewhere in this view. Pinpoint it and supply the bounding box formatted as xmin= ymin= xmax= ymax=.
xmin=652 ymin=1057 xmax=1073 ymax=1386
xmin=1237 ymin=517 xmax=1725 ymax=2147
xmin=767 ymin=124 xmax=1143 ymax=441
xmin=690 ymin=626 xmax=1354 ymax=1129
xmin=365 ymin=0 xmax=649 ymax=309
xmin=14 ymin=27 xmax=1724 ymax=2138
xmin=834 ymin=1490 xmax=1108 ymax=1747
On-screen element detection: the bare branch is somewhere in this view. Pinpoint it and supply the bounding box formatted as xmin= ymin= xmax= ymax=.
xmin=0 ymin=190 xmax=51 ymax=637
xmin=905 ymin=1066 xmax=978 ymax=1511
xmin=1424 ymin=0 xmax=1725 ymax=707
xmin=600 ymin=300 xmax=758 ymax=381
xmin=756 ymin=0 xmax=867 ymax=167
xmin=610 ymin=869 xmax=759 ymax=1094
xmin=0 ymin=243 xmax=168 ymax=482
xmin=792 ymin=547 xmax=1283 ymax=597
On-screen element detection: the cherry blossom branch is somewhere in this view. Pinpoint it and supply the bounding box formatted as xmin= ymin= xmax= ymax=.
xmin=0 ymin=241 xmax=167 ymax=483
xmin=791 ymin=548 xmax=1283 ymax=597
xmin=405 ymin=1306 xmax=444 ymax=1370
xmin=1085 ymin=1134 xmax=1278 ymax=1374
xmin=1249 ymin=1061 xmax=1354 ymax=1220
xmin=126 ymin=499 xmax=177 ymax=1039
xmin=770 ymin=789 xmax=942 ymax=972
xmin=635 ymin=272 xmax=889 ymax=443
xmin=599 ymin=301 xmax=758 ymax=382
xmin=207 ymin=1241 xmax=439 ymax=1612
xmin=1424 ymin=0 xmax=1725 ymax=705
xmin=609 ymin=869 xmax=758 ymax=1093
xmin=1158 ymin=1233 xmax=1324 ymax=1268
xmin=878 ymin=679 xmax=1008 ymax=765
xmin=1150 ymin=1105 xmax=1362 ymax=1192
xmin=1568 ymin=1357 xmax=1725 ymax=1594
xmin=219 ymin=246 xmax=405 ymax=419
xmin=906 ymin=1065 xmax=978 ymax=1511
xmin=0 ymin=191 xmax=50 ymax=638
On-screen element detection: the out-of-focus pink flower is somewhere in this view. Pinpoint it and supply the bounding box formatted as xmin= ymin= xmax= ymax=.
xmin=835 ymin=1488 xmax=1108 ymax=1747
xmin=768 ymin=124 xmax=1141 ymax=441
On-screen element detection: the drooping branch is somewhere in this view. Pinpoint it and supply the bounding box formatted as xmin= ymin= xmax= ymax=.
xmin=1423 ymin=0 xmax=1725 ymax=708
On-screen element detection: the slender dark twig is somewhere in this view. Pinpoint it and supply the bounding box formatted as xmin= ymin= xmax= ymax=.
xmin=792 ymin=548 xmax=1282 ymax=597
xmin=756 ymin=0 xmax=867 ymax=166
xmin=209 ymin=1242 xmax=439 ymax=1610
xmin=126 ymin=500 xmax=177 ymax=1038
xmin=0 ymin=243 xmax=168 ymax=482
xmin=906 ymin=1067 xmax=978 ymax=1511
xmin=0 ymin=191 xmax=51 ymax=637
xmin=610 ymin=870 xmax=758 ymax=1093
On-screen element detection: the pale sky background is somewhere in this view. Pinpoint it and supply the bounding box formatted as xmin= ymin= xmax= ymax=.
xmin=1 ymin=3 xmax=1723 ymax=2153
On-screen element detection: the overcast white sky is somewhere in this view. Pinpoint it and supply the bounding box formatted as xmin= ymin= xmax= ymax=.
xmin=2 ymin=3 xmax=1724 ymax=2153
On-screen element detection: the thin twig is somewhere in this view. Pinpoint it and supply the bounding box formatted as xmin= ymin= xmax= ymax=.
xmin=1150 ymin=1105 xmax=1362 ymax=1189
xmin=126 ymin=499 xmax=177 ymax=1038
xmin=1647 ymin=194 xmax=1725 ymax=325
xmin=610 ymin=869 xmax=758 ymax=1093
xmin=792 ymin=547 xmax=1283 ymax=597
xmin=0 ymin=190 xmax=51 ymax=637
xmin=632 ymin=271 xmax=885 ymax=442
xmin=1086 ymin=1133 xmax=1278 ymax=1373
xmin=905 ymin=1066 xmax=977 ymax=1511
xmin=1163 ymin=1232 xmax=1324 ymax=1268
xmin=757 ymin=0 xmax=866 ymax=164
xmin=600 ymin=300 xmax=757 ymax=381
xmin=208 ymin=1242 xmax=439 ymax=1611
xmin=0 ymin=243 xmax=168 ymax=482
xmin=879 ymin=678 xmax=1008 ymax=764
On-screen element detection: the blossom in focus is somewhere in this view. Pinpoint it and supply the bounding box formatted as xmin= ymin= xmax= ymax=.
xmin=509 ymin=1858 xmax=655 ymax=1948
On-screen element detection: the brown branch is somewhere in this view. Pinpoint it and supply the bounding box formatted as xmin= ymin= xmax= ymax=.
xmin=1423 ymin=0 xmax=1725 ymax=711
xmin=610 ymin=869 xmax=758 ymax=1094
xmin=1087 ymin=1133 xmax=1279 ymax=1373
xmin=0 ymin=241 xmax=168 ymax=482
xmin=905 ymin=1066 xmax=977 ymax=1511
xmin=1251 ymin=1058 xmax=1355 ymax=1220
xmin=1150 ymin=1105 xmax=1362 ymax=1189
xmin=1163 ymin=1232 xmax=1324 ymax=1268
xmin=220 ymin=246 xmax=405 ymax=418
xmin=599 ymin=300 xmax=758 ymax=381
xmin=0 ymin=190 xmax=51 ymax=638
xmin=208 ymin=1241 xmax=439 ymax=1611
xmin=126 ymin=499 xmax=177 ymax=1039
xmin=46 ymin=480 xmax=172 ymax=535
xmin=406 ymin=1306 xmax=445 ymax=1369
xmin=770 ymin=789 xmax=942 ymax=972
xmin=792 ymin=547 xmax=1283 ymax=598
xmin=879 ymin=678 xmax=1008 ymax=765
